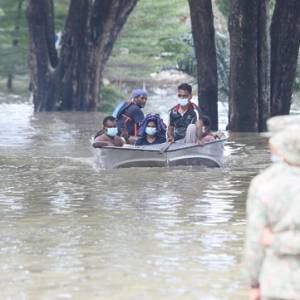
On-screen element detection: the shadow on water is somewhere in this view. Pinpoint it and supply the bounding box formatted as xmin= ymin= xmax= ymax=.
xmin=0 ymin=92 xmax=298 ymax=300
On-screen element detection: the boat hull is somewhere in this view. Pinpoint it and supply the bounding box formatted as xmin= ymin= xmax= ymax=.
xmin=94 ymin=139 xmax=225 ymax=169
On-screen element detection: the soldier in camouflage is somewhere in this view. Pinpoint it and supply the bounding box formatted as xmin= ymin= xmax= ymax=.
xmin=244 ymin=121 xmax=300 ymax=300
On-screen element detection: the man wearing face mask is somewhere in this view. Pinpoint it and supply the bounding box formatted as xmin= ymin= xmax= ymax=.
xmin=116 ymin=88 xmax=147 ymax=143
xmin=93 ymin=116 xmax=124 ymax=148
xmin=167 ymin=83 xmax=202 ymax=142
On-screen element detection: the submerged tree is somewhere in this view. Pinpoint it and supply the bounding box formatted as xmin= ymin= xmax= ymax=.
xmin=228 ymin=0 xmax=270 ymax=132
xmin=27 ymin=0 xmax=138 ymax=112
xmin=188 ymin=0 xmax=219 ymax=130
xmin=228 ymin=0 xmax=300 ymax=131
xmin=270 ymin=0 xmax=300 ymax=116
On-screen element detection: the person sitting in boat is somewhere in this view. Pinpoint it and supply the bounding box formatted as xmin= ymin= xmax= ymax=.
xmin=92 ymin=116 xmax=124 ymax=148
xmin=197 ymin=115 xmax=216 ymax=145
xmin=167 ymin=83 xmax=203 ymax=143
xmin=135 ymin=114 xmax=167 ymax=146
xmin=115 ymin=88 xmax=148 ymax=144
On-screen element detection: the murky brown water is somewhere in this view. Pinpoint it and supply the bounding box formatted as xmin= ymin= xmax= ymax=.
xmin=0 ymin=93 xmax=292 ymax=300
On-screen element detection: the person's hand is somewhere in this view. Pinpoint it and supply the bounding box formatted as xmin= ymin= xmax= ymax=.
xmin=195 ymin=119 xmax=203 ymax=129
xmin=249 ymin=288 xmax=261 ymax=300
xmin=167 ymin=137 xmax=174 ymax=143
xmin=120 ymin=129 xmax=129 ymax=138
xmin=261 ymin=227 xmax=274 ymax=247
xmin=92 ymin=141 xmax=107 ymax=148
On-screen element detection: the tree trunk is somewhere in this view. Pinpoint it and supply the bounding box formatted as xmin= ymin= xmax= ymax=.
xmin=27 ymin=0 xmax=57 ymax=111
xmin=188 ymin=0 xmax=219 ymax=130
xmin=27 ymin=0 xmax=138 ymax=112
xmin=270 ymin=0 xmax=300 ymax=115
xmin=228 ymin=0 xmax=270 ymax=132
xmin=257 ymin=0 xmax=271 ymax=131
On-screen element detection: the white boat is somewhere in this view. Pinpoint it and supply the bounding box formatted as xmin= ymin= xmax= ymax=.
xmin=93 ymin=138 xmax=226 ymax=169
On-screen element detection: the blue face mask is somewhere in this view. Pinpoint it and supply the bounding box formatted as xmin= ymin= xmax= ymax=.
xmin=145 ymin=127 xmax=157 ymax=136
xmin=178 ymin=98 xmax=189 ymax=106
xmin=106 ymin=127 xmax=118 ymax=137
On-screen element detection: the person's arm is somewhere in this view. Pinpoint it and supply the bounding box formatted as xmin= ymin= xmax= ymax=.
xmin=113 ymin=136 xmax=125 ymax=147
xmin=244 ymin=178 xmax=267 ymax=291
xmin=92 ymin=135 xmax=112 ymax=148
xmin=262 ymin=228 xmax=300 ymax=255
xmin=192 ymin=107 xmax=203 ymax=139
xmin=92 ymin=141 xmax=110 ymax=148
xmin=195 ymin=119 xmax=203 ymax=140
xmin=131 ymin=108 xmax=144 ymax=136
xmin=167 ymin=111 xmax=175 ymax=142
xmin=167 ymin=126 xmax=174 ymax=142
xmin=198 ymin=134 xmax=215 ymax=145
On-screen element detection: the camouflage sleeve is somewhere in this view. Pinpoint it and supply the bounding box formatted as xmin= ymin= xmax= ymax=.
xmin=244 ymin=178 xmax=267 ymax=287
xmin=271 ymin=231 xmax=300 ymax=256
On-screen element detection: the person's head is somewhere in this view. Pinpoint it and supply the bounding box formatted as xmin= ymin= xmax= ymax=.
xmin=267 ymin=115 xmax=300 ymax=133
xmin=177 ymin=83 xmax=192 ymax=107
xmin=132 ymin=88 xmax=147 ymax=108
xmin=269 ymin=126 xmax=300 ymax=166
xmin=138 ymin=113 xmax=167 ymax=137
xmin=202 ymin=115 xmax=211 ymax=132
xmin=103 ymin=116 xmax=118 ymax=137
xmin=262 ymin=115 xmax=300 ymax=137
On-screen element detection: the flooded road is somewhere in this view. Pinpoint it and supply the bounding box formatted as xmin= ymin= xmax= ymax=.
xmin=0 ymin=93 xmax=293 ymax=300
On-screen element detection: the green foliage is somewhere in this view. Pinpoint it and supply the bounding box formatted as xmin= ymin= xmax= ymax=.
xmin=173 ymin=31 xmax=230 ymax=99
xmin=108 ymin=0 xmax=189 ymax=80
xmin=0 ymin=0 xmax=68 ymax=90
xmin=99 ymin=85 xmax=126 ymax=113
xmin=215 ymin=0 xmax=230 ymax=18
xmin=0 ymin=0 xmax=27 ymax=83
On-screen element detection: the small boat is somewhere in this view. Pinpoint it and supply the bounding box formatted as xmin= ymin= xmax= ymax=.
xmin=93 ymin=138 xmax=226 ymax=169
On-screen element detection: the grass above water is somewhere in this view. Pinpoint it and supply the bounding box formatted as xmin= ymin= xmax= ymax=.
xmin=106 ymin=0 xmax=190 ymax=82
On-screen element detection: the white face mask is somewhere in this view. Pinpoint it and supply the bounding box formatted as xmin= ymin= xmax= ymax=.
xmin=145 ymin=127 xmax=157 ymax=136
xmin=178 ymin=98 xmax=189 ymax=106
xmin=106 ymin=127 xmax=118 ymax=137
xmin=271 ymin=154 xmax=282 ymax=163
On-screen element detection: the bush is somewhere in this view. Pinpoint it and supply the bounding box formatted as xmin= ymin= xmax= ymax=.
xmin=99 ymin=85 xmax=126 ymax=113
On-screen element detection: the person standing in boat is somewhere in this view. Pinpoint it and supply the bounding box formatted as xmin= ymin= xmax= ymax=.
xmin=167 ymin=83 xmax=203 ymax=143
xmin=115 ymin=88 xmax=148 ymax=144
xmin=244 ymin=123 xmax=300 ymax=300
xmin=135 ymin=114 xmax=167 ymax=146
xmin=93 ymin=116 xmax=124 ymax=148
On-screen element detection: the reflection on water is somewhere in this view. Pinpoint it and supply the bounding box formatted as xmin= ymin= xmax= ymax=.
xmin=0 ymin=95 xmax=279 ymax=300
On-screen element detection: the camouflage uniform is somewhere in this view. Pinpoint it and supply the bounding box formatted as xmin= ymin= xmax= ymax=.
xmin=244 ymin=162 xmax=300 ymax=300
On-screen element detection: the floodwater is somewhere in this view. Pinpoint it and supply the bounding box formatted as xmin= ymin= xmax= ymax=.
xmin=0 ymin=92 xmax=298 ymax=300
